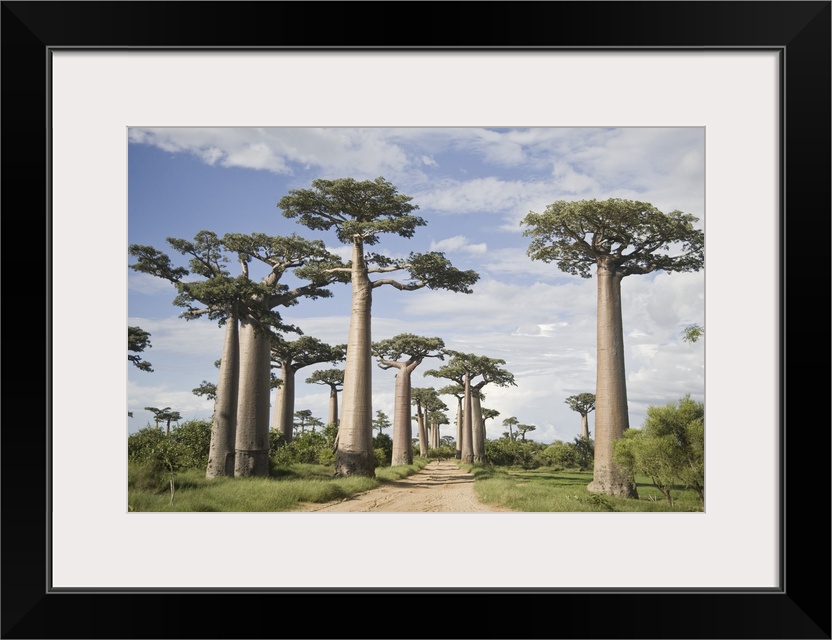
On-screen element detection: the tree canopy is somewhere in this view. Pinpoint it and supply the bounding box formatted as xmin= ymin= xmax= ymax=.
xmin=521 ymin=198 xmax=704 ymax=278
xmin=128 ymin=326 xmax=153 ymax=372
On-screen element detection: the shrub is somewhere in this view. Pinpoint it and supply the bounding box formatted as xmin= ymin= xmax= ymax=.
xmin=372 ymin=433 xmax=393 ymax=467
xmin=485 ymin=439 xmax=547 ymax=468
xmin=270 ymin=429 xmax=336 ymax=468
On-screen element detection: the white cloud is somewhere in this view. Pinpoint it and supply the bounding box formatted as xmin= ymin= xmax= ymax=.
xmin=429 ymin=235 xmax=487 ymax=254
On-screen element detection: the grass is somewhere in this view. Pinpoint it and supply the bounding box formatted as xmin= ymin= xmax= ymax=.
xmin=461 ymin=464 xmax=704 ymax=512
xmin=128 ymin=459 xmax=430 ymax=512
xmin=128 ymin=458 xmax=703 ymax=513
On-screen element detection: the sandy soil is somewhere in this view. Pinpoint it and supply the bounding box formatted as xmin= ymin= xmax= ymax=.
xmin=295 ymin=459 xmax=516 ymax=513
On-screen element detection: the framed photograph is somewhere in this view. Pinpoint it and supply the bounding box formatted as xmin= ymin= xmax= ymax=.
xmin=4 ymin=1 xmax=828 ymax=638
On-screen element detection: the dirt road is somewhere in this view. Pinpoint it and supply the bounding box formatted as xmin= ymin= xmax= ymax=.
xmin=295 ymin=459 xmax=516 ymax=512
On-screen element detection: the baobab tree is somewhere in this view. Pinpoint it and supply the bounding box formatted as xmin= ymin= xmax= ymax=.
xmin=278 ymin=177 xmax=478 ymax=477
xmin=426 ymin=351 xmax=516 ymax=463
xmin=502 ymin=416 xmax=519 ymax=442
xmin=565 ymin=393 xmax=596 ymax=440
xmin=128 ymin=326 xmax=153 ymax=372
xmin=516 ymin=423 xmax=536 ymax=441
xmin=221 ymin=232 xmax=346 ymax=477
xmin=293 ymin=409 xmax=323 ymax=435
xmin=437 ymin=384 xmax=465 ymax=459
xmin=373 ymin=333 xmax=445 ymax=466
xmin=411 ymin=387 xmax=441 ymax=457
xmin=144 ymin=407 xmax=180 ymax=435
xmin=130 ymin=231 xmax=344 ymax=478
xmin=270 ymin=335 xmax=345 ymax=443
xmin=522 ymin=198 xmax=704 ymax=498
xmin=427 ymin=408 xmax=449 ymax=449
xmin=305 ymin=368 xmax=344 ymax=429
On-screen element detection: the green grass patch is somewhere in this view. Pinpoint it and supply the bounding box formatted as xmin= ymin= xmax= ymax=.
xmin=127 ymin=460 xmax=425 ymax=512
xmin=466 ymin=464 xmax=704 ymax=512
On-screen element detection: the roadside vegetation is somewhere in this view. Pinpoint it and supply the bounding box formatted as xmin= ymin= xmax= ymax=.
xmin=128 ymin=394 xmax=704 ymax=513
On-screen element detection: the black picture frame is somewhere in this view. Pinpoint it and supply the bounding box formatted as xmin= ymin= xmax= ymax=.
xmin=3 ymin=2 xmax=829 ymax=638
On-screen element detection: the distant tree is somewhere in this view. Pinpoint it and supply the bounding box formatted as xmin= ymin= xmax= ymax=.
xmin=411 ymin=387 xmax=441 ymax=457
xmin=143 ymin=406 xmax=180 ymax=435
xmin=193 ymin=381 xmax=218 ymax=402
xmin=437 ymin=384 xmax=466 ymax=459
xmin=293 ymin=409 xmax=323 ymax=435
xmin=502 ymin=416 xmax=519 ymax=442
xmin=523 ymin=198 xmax=704 ymax=498
xmin=565 ymin=393 xmax=596 ymax=440
xmin=279 ymin=177 xmax=478 ymax=477
xmin=271 ymin=335 xmax=345 ymax=443
xmin=305 ymin=368 xmax=345 ymax=430
xmin=128 ymin=326 xmax=153 ymax=372
xmin=373 ymin=333 xmax=445 ymax=466
xmin=144 ymin=406 xmax=168 ymax=431
xmin=682 ymin=324 xmax=704 ymax=343
xmin=516 ymin=423 xmax=536 ymax=441
xmin=426 ymin=351 xmax=515 ymax=463
xmin=372 ymin=410 xmax=391 ymax=435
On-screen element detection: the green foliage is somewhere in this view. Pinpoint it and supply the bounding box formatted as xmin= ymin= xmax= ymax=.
xmin=271 ymin=335 xmax=346 ymax=371
xmin=373 ymin=432 xmax=393 ymax=467
xmin=305 ymin=367 xmax=344 ymax=390
xmin=128 ymin=420 xmax=212 ymax=472
xmin=484 ymin=438 xmax=548 ymax=469
xmin=278 ymin=176 xmax=425 ymax=246
xmin=572 ymin=436 xmax=595 ymax=470
xmin=373 ymin=333 xmax=445 ymax=365
xmin=271 ymin=429 xmax=334 ymax=466
xmin=128 ymin=326 xmax=153 ymax=372
xmin=682 ymin=324 xmax=704 ymax=343
xmin=542 ymin=440 xmax=577 ymax=468
xmin=522 ymin=198 xmax=704 ymax=279
xmin=192 ymin=380 xmax=217 ymax=401
xmin=516 ymin=423 xmax=537 ymax=441
xmin=426 ymin=445 xmax=455 ymax=460
xmin=565 ymin=392 xmax=596 ymax=415
xmin=168 ymin=419 xmax=212 ymax=469
xmin=614 ymin=395 xmax=705 ymax=505
xmin=372 ymin=410 xmax=391 ymax=434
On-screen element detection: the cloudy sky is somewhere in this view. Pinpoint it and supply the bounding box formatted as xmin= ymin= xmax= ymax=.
xmin=127 ymin=126 xmax=705 ymax=443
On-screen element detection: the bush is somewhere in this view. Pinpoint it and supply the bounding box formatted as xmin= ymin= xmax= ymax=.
xmin=271 ymin=429 xmax=336 ymax=468
xmin=614 ymin=395 xmax=704 ymax=506
xmin=485 ymin=438 xmax=547 ymax=468
xmin=372 ymin=433 xmax=393 ymax=467
xmin=128 ymin=420 xmax=211 ymax=471
xmin=168 ymin=419 xmax=212 ymax=469
xmin=426 ymin=445 xmax=455 ymax=460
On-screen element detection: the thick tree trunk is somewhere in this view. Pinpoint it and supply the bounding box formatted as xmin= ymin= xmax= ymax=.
xmin=460 ymin=372 xmax=474 ymax=463
xmin=335 ymin=240 xmax=376 ymax=477
xmin=206 ymin=317 xmax=240 ymax=478
xmin=391 ymin=364 xmax=415 ymax=466
xmin=580 ymin=413 xmax=590 ymax=440
xmin=327 ymin=386 xmax=339 ymax=429
xmin=471 ymin=392 xmax=485 ymax=462
xmin=416 ymin=404 xmax=428 ymax=456
xmin=272 ymin=363 xmax=296 ymax=443
xmin=234 ymin=320 xmax=271 ymax=477
xmin=455 ymin=399 xmax=463 ymax=458
xmin=588 ymin=267 xmax=638 ymax=498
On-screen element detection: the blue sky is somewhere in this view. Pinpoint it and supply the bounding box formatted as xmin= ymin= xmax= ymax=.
xmin=127 ymin=126 xmax=705 ymax=443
